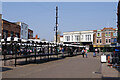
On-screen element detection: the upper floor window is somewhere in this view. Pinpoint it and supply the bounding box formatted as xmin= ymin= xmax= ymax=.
xmin=109 ymin=32 xmax=111 ymax=37
xmin=100 ymin=39 xmax=102 ymax=43
xmin=97 ymin=33 xmax=101 ymax=37
xmin=88 ymin=35 xmax=89 ymax=41
xmin=97 ymin=39 xmax=99 ymax=43
xmin=16 ymin=33 xmax=19 ymax=38
xmin=65 ymin=36 xmax=70 ymax=42
xmin=86 ymin=35 xmax=87 ymax=41
xmin=106 ymin=39 xmax=108 ymax=43
xmin=105 ymin=32 xmax=108 ymax=37
xmin=90 ymin=35 xmax=91 ymax=41
xmin=75 ymin=35 xmax=80 ymax=42
xmin=11 ymin=32 xmax=14 ymax=37
xmin=3 ymin=30 xmax=8 ymax=39
xmin=113 ymin=32 xmax=117 ymax=37
xmin=81 ymin=35 xmax=84 ymax=40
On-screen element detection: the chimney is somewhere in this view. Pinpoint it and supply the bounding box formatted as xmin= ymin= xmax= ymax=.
xmin=35 ymin=35 xmax=38 ymax=39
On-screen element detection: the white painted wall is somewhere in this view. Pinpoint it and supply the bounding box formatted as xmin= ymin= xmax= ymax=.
xmin=17 ymin=22 xmax=28 ymax=40
xmin=63 ymin=30 xmax=94 ymax=43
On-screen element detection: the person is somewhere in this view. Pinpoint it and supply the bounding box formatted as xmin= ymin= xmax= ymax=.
xmin=62 ymin=48 xmax=64 ymax=57
xmin=85 ymin=49 xmax=88 ymax=58
xmin=97 ymin=49 xmax=99 ymax=56
xmin=95 ymin=48 xmax=98 ymax=56
xmin=93 ymin=48 xmax=96 ymax=57
xmin=82 ymin=48 xmax=85 ymax=58
xmin=75 ymin=49 xmax=77 ymax=55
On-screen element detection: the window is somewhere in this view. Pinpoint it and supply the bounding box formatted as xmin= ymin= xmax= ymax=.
xmin=90 ymin=35 xmax=91 ymax=41
xmin=11 ymin=32 xmax=14 ymax=37
xmin=3 ymin=30 xmax=8 ymax=39
xmin=72 ymin=36 xmax=73 ymax=41
xmin=100 ymin=39 xmax=102 ymax=43
xmin=16 ymin=33 xmax=19 ymax=38
xmin=88 ymin=35 xmax=89 ymax=41
xmin=21 ymin=30 xmax=23 ymax=35
xmin=106 ymin=39 xmax=108 ymax=43
xmin=77 ymin=36 xmax=79 ymax=42
xmin=105 ymin=32 xmax=108 ymax=37
xmin=86 ymin=35 xmax=87 ymax=41
xmin=109 ymin=32 xmax=111 ymax=37
xmin=97 ymin=33 xmax=101 ymax=37
xmin=97 ymin=39 xmax=99 ymax=43
xmin=82 ymin=35 xmax=84 ymax=40
xmin=113 ymin=32 xmax=117 ymax=36
xmin=109 ymin=39 xmax=111 ymax=43
xmin=65 ymin=36 xmax=70 ymax=41
xmin=75 ymin=35 xmax=80 ymax=42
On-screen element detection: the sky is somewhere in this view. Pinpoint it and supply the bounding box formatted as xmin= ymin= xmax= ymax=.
xmin=2 ymin=2 xmax=118 ymax=41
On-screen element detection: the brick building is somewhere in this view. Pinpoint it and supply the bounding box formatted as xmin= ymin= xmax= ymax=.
xmin=93 ymin=27 xmax=117 ymax=52
xmin=28 ymin=28 xmax=33 ymax=39
xmin=2 ymin=19 xmax=21 ymax=39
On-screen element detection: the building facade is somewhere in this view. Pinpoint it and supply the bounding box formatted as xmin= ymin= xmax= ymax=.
xmin=117 ymin=0 xmax=120 ymax=43
xmin=60 ymin=36 xmax=63 ymax=43
xmin=16 ymin=22 xmax=28 ymax=40
xmin=28 ymin=29 xmax=33 ymax=39
xmin=93 ymin=27 xmax=117 ymax=51
xmin=0 ymin=14 xmax=2 ymax=55
xmin=0 ymin=14 xmax=2 ymax=40
xmin=2 ymin=19 xmax=21 ymax=39
xmin=63 ymin=30 xmax=94 ymax=46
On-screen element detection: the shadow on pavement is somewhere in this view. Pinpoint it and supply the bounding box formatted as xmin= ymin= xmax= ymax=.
xmin=1 ymin=67 xmax=13 ymax=72
xmin=102 ymin=77 xmax=120 ymax=80
xmin=16 ymin=57 xmax=65 ymax=66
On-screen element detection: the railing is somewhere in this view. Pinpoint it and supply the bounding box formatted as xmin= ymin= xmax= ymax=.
xmin=1 ymin=38 xmax=84 ymax=67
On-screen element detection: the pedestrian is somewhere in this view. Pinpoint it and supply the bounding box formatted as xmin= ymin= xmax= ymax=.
xmin=93 ymin=48 xmax=96 ymax=57
xmin=85 ymin=49 xmax=88 ymax=58
xmin=97 ymin=49 xmax=99 ymax=56
xmin=95 ymin=48 xmax=97 ymax=56
xmin=82 ymin=48 xmax=85 ymax=58
xmin=62 ymin=48 xmax=64 ymax=57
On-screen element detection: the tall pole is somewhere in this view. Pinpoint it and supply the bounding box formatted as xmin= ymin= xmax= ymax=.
xmin=56 ymin=6 xmax=58 ymax=58
xmin=56 ymin=6 xmax=58 ymax=43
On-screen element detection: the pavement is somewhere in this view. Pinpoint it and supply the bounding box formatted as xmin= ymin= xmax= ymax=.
xmin=1 ymin=52 xmax=120 ymax=79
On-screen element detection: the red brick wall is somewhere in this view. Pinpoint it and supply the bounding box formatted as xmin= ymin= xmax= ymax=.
xmin=28 ymin=28 xmax=33 ymax=39
xmin=2 ymin=19 xmax=21 ymax=38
